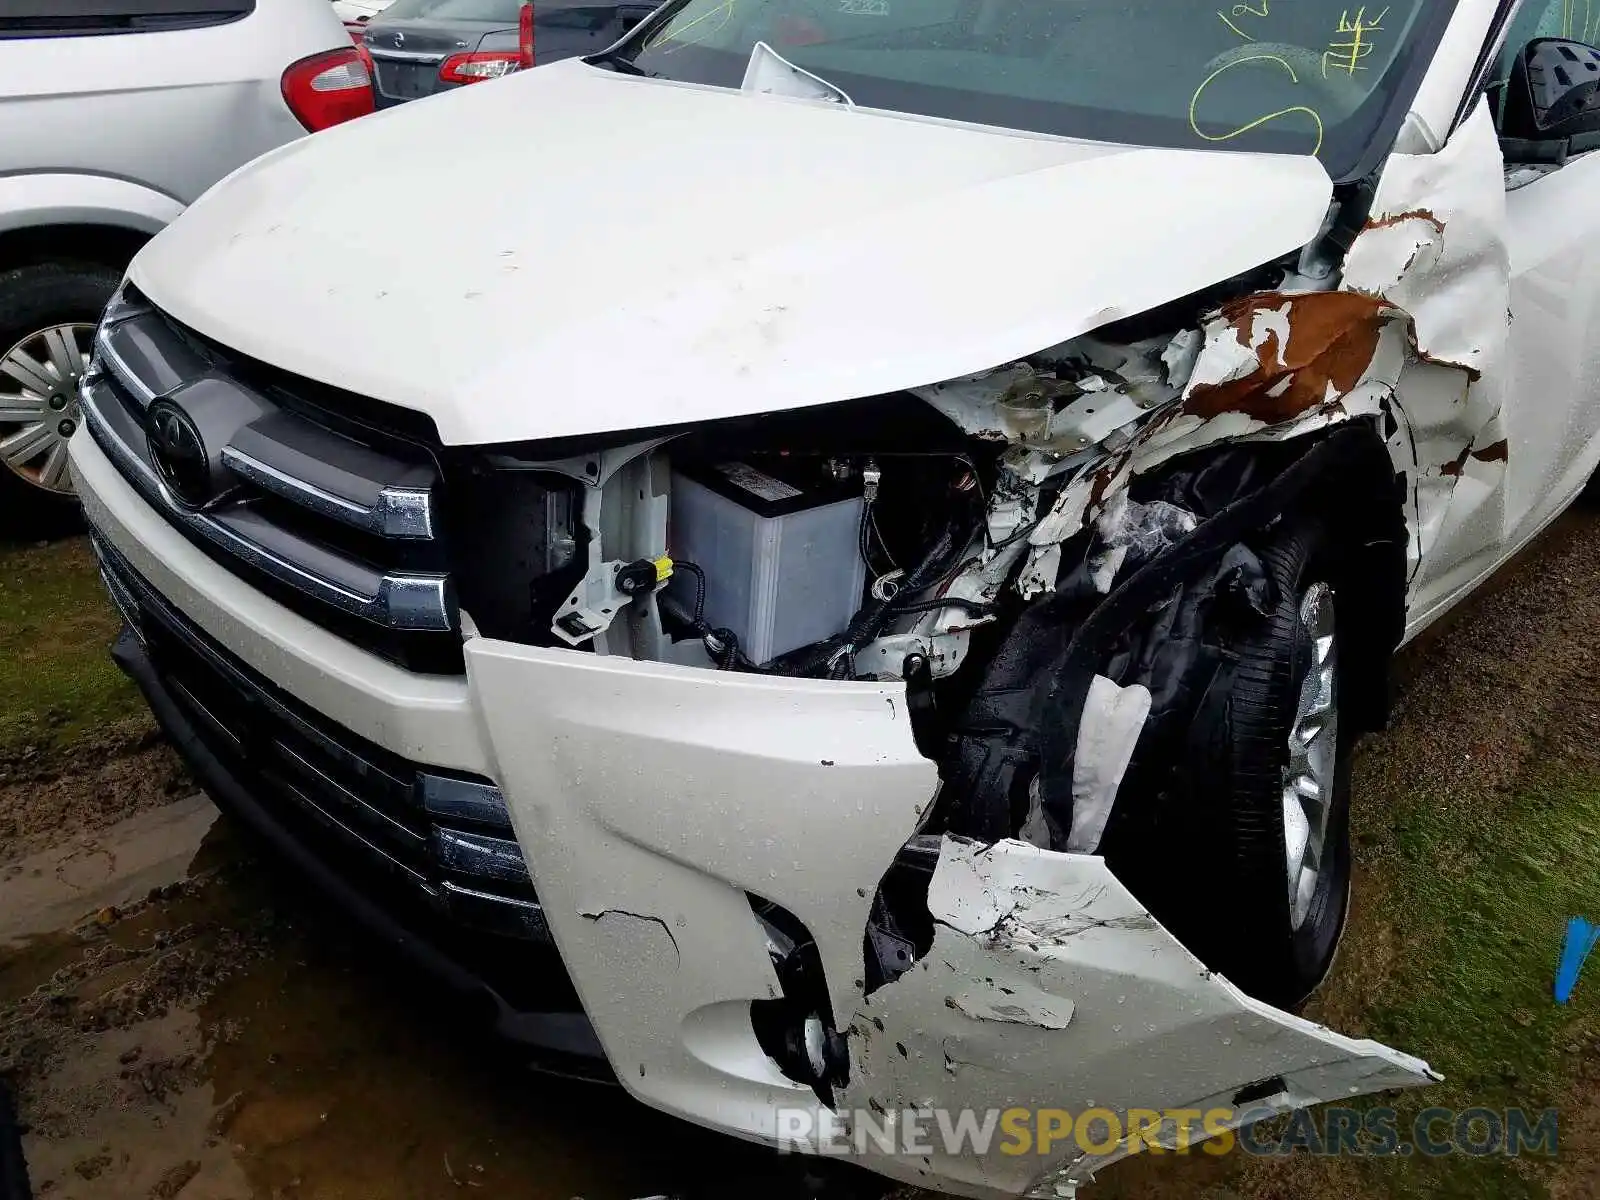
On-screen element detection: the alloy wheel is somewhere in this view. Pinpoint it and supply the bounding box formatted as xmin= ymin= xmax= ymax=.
xmin=1282 ymin=581 xmax=1338 ymax=932
xmin=0 ymin=322 xmax=95 ymax=494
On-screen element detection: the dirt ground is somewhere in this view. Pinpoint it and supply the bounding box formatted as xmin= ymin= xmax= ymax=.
xmin=2 ymin=518 xmax=1599 ymax=1200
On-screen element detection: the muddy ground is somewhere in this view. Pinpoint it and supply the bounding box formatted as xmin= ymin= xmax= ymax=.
xmin=2 ymin=524 xmax=1598 ymax=1200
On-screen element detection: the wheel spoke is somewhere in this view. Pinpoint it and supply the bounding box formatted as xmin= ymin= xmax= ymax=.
xmin=1 ymin=348 xmax=55 ymax=396
xmin=42 ymin=326 xmax=82 ymax=378
xmin=1284 ymin=580 xmax=1339 ymax=931
xmin=37 ymin=440 xmax=70 ymax=490
xmin=0 ymin=421 xmax=55 ymax=467
xmin=1307 ymin=667 xmax=1335 ymax=714
xmin=1283 ymin=793 xmax=1311 ymax=873
xmin=1294 ymin=867 xmax=1319 ymax=923
xmin=0 ymin=395 xmax=48 ymax=423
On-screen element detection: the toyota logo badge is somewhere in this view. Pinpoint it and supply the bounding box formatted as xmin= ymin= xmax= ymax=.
xmin=146 ymin=399 xmax=211 ymax=507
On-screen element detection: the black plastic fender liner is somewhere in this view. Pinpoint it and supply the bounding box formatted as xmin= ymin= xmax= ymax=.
xmin=1031 ymin=424 xmax=1395 ymax=836
xmin=934 ymin=421 xmax=1404 ymax=850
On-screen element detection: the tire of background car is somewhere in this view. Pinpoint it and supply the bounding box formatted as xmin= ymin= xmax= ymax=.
xmin=0 ymin=262 xmax=121 ymax=539
xmin=1189 ymin=513 xmax=1353 ymax=1010
xmin=1582 ymin=468 xmax=1600 ymax=503
xmin=0 ymin=1080 xmax=31 ymax=1200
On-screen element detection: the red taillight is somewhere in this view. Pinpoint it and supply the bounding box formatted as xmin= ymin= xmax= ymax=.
xmin=518 ymin=1 xmax=535 ymax=69
xmin=438 ymin=50 xmax=522 ymax=84
xmin=281 ymin=47 xmax=374 ymax=133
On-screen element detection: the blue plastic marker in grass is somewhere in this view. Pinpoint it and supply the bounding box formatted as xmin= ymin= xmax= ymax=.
xmin=1555 ymin=917 xmax=1600 ymax=1004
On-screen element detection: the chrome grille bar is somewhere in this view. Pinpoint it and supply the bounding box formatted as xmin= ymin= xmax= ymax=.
xmin=220 ymin=443 xmax=435 ymax=539
xmin=80 ymin=377 xmax=453 ymax=632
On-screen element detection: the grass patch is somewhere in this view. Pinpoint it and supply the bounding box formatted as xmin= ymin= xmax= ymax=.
xmin=0 ymin=536 xmax=146 ymax=759
xmin=1371 ymin=772 xmax=1600 ymax=1091
xmin=1271 ymin=769 xmax=1600 ymax=1200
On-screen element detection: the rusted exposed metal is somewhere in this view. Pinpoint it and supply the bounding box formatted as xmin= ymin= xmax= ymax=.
xmin=1362 ymin=207 xmax=1444 ymax=232
xmin=1472 ymin=439 xmax=1509 ymax=463
xmin=1182 ymin=292 xmax=1389 ymax=422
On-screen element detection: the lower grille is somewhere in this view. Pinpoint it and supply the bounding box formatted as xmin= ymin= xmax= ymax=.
xmin=91 ymin=533 xmax=551 ymax=946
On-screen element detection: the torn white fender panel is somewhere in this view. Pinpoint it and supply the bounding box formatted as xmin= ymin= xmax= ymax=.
xmin=1348 ymin=99 xmax=1512 ymax=604
xmin=842 ymin=838 xmax=1436 ymax=1199
xmin=1017 ymin=99 xmax=1512 ymax=603
xmin=1015 ymin=292 xmax=1407 ymax=584
xmin=1344 ymin=101 xmax=1510 ymax=383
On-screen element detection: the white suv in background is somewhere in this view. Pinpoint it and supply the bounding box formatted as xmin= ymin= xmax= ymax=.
xmin=0 ymin=0 xmax=371 ymax=535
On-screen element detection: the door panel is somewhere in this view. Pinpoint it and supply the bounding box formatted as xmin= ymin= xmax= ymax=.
xmin=1500 ymin=151 xmax=1600 ymax=535
xmin=1491 ymin=0 xmax=1600 ymax=538
xmin=1406 ymin=3 xmax=1600 ymax=631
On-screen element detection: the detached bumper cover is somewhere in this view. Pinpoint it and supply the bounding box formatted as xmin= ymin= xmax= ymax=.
xmin=465 ymin=635 xmax=940 ymax=1141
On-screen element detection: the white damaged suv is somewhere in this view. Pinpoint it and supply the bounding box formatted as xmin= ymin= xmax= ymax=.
xmin=69 ymin=0 xmax=1600 ymax=1194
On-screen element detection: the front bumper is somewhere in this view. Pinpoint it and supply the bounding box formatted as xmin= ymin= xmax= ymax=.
xmin=74 ymin=426 xmax=1438 ymax=1200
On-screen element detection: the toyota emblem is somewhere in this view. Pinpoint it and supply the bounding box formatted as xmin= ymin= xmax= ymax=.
xmin=146 ymin=399 xmax=211 ymax=507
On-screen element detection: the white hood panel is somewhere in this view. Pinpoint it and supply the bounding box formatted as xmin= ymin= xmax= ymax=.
xmin=132 ymin=60 xmax=1333 ymax=446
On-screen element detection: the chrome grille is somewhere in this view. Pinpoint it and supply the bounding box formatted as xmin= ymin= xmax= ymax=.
xmin=80 ymin=287 xmax=462 ymax=672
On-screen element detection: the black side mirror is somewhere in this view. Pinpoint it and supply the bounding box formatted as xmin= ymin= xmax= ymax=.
xmin=1503 ymin=37 xmax=1600 ymax=145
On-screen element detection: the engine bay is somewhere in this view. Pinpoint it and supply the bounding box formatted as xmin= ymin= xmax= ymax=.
xmin=457 ymin=311 xmax=1259 ymax=670
xmin=452 ymin=384 xmax=1021 ymax=686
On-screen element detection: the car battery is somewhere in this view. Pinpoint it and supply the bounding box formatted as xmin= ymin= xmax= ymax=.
xmin=668 ymin=460 xmax=866 ymax=665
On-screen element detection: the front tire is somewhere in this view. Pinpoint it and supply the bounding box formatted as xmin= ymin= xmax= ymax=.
xmin=0 ymin=262 xmax=120 ymax=539
xmin=1133 ymin=515 xmax=1355 ymax=1010
xmin=1220 ymin=521 xmax=1353 ymax=1007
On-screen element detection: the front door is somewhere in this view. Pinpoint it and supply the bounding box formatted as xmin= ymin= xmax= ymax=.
xmin=1495 ymin=0 xmax=1600 ymax=538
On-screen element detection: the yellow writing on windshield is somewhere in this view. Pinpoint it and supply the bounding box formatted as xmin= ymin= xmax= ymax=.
xmin=1217 ymin=1 xmax=1270 ymax=41
xmin=1562 ymin=0 xmax=1597 ymax=42
xmin=645 ymin=0 xmax=738 ymax=53
xmin=1323 ymin=6 xmax=1388 ymax=77
xmin=1189 ymin=54 xmax=1325 ymax=156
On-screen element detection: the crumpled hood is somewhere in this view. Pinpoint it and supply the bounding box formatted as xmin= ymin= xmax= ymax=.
xmin=132 ymin=59 xmax=1333 ymax=446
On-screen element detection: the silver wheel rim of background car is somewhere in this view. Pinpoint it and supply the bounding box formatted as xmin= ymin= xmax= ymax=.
xmin=1283 ymin=581 xmax=1338 ymax=932
xmin=0 ymin=322 xmax=94 ymax=494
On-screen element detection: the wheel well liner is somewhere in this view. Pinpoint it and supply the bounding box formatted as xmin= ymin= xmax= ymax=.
xmin=934 ymin=420 xmax=1405 ymax=846
xmin=0 ymin=223 xmax=149 ymax=274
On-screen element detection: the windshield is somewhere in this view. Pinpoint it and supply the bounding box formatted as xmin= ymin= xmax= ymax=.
xmin=618 ymin=1 xmax=1457 ymax=179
